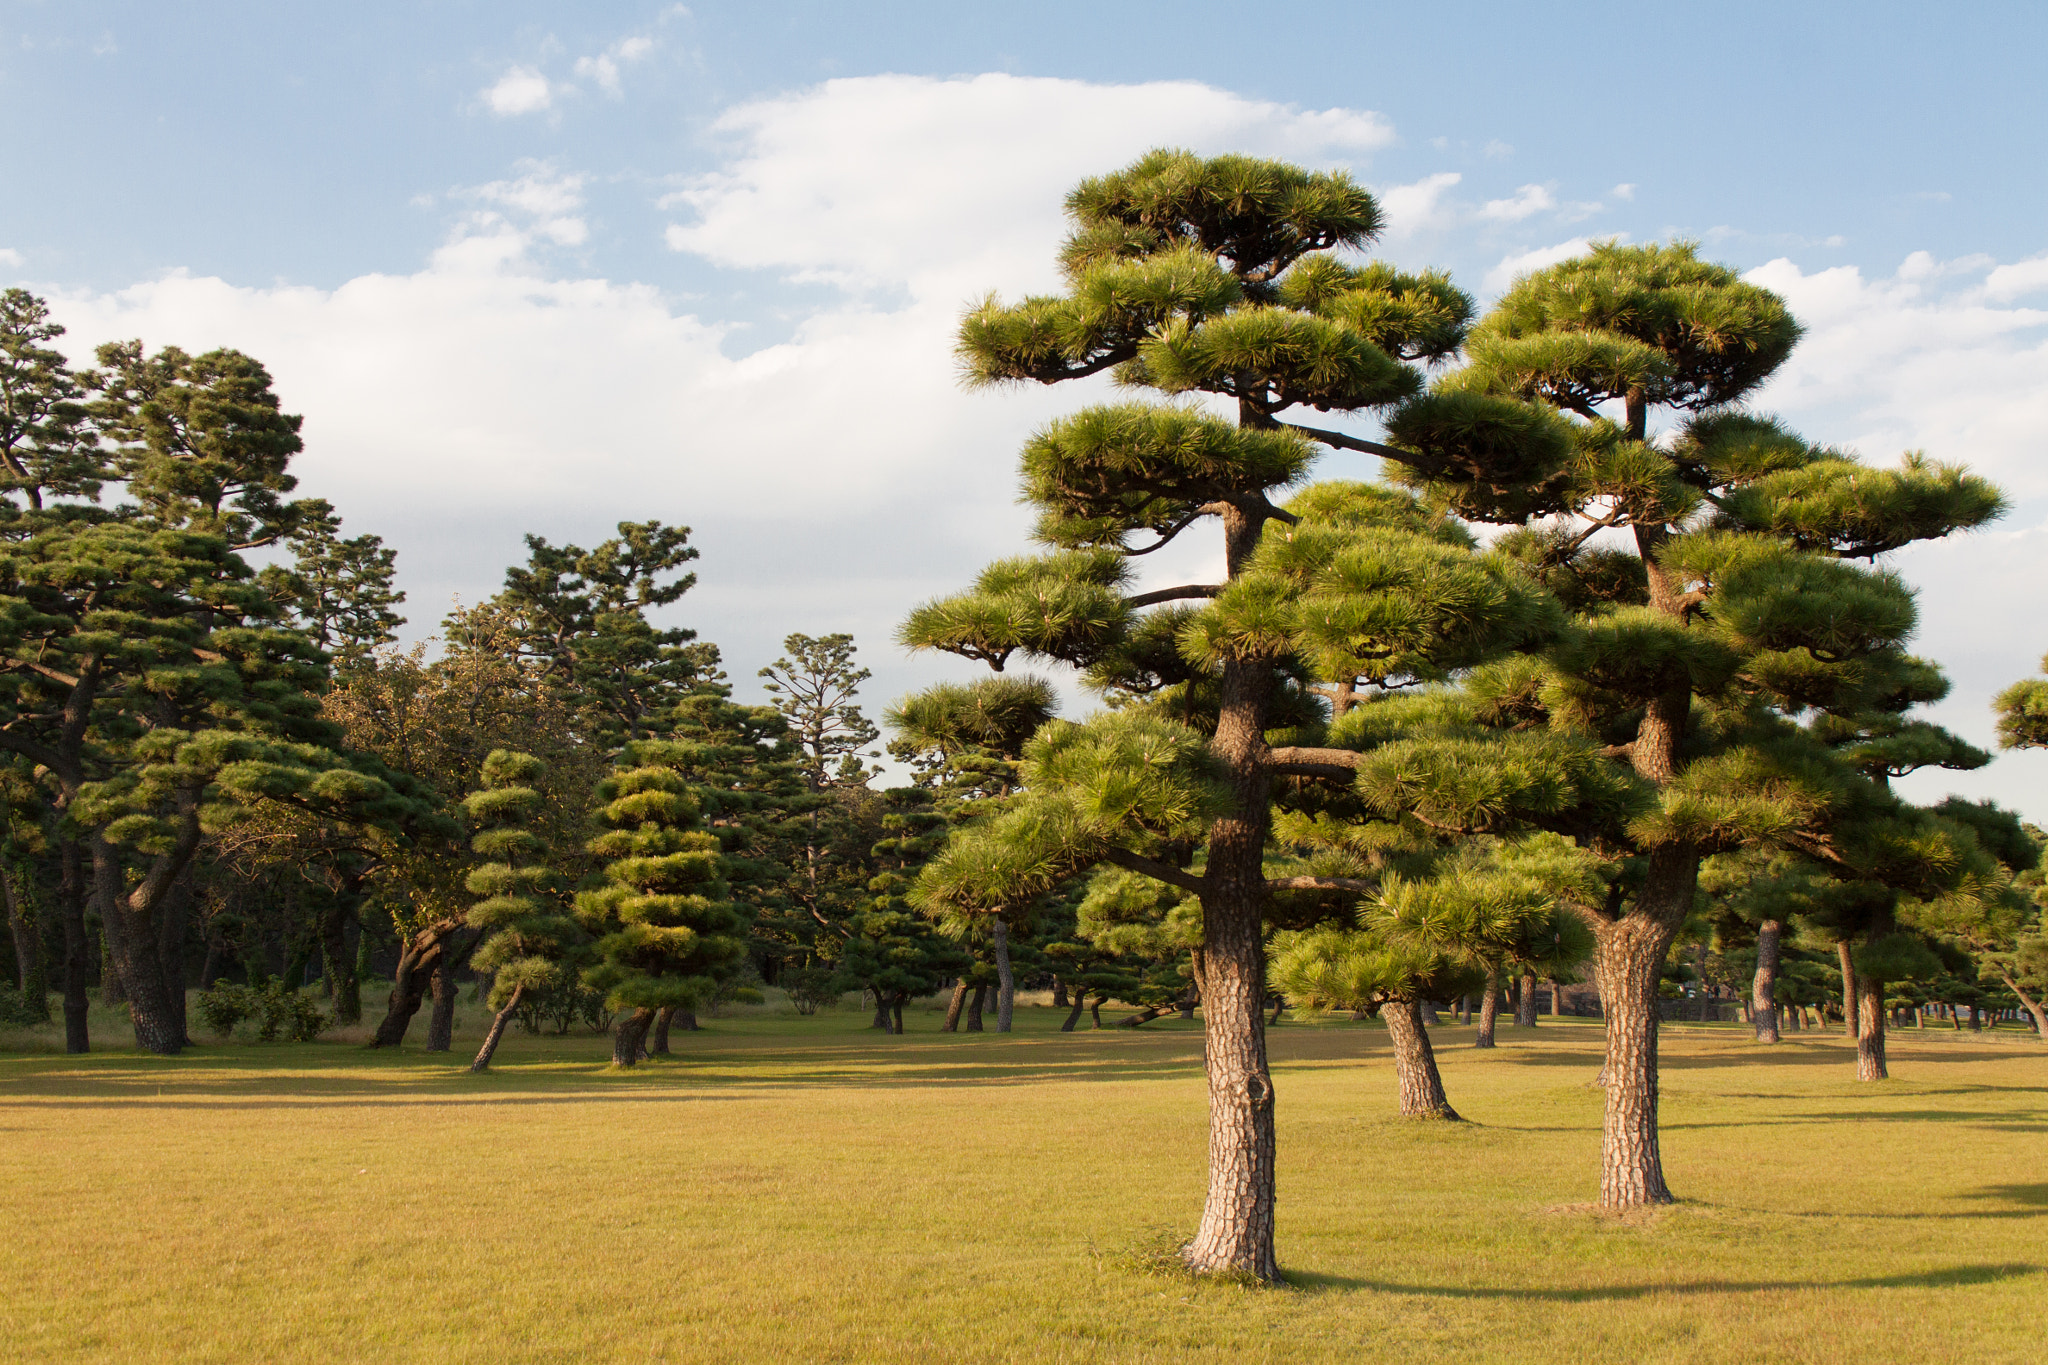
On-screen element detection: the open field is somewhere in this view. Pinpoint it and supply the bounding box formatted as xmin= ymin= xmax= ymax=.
xmin=1 ymin=1003 xmax=2042 ymax=1364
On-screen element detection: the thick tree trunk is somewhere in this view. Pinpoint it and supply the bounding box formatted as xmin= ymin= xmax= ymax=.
xmin=1855 ymin=974 xmax=1888 ymax=1081
xmin=674 ymin=1007 xmax=698 ymax=1031
xmin=1382 ymin=998 xmax=1459 ymax=1119
xmin=1752 ymin=918 xmax=1782 ymax=1044
xmin=369 ymin=923 xmax=452 ymax=1048
xmin=991 ymin=917 xmax=1014 ymax=1033
xmin=1837 ymin=941 xmax=1859 ymax=1038
xmin=889 ymin=994 xmax=906 ymax=1035
xmin=942 ymin=979 xmax=969 ymax=1032
xmin=1515 ymin=970 xmax=1538 ymax=1027
xmin=1059 ymin=994 xmax=1085 ymax=1032
xmin=317 ymin=890 xmax=362 ymax=1025
xmin=1474 ymin=964 xmax=1500 ymax=1048
xmin=612 ymin=1007 xmax=656 ymax=1066
xmin=1091 ymin=995 xmax=1106 ymax=1029
xmin=1592 ymin=846 xmax=1695 ymax=1209
xmin=425 ymin=955 xmax=460 ymax=1052
xmin=1992 ymin=969 xmax=2047 ymax=1039
xmin=90 ymin=836 xmax=182 ymax=1054
xmin=869 ymin=990 xmax=892 ymax=1030
xmin=470 ymin=986 xmax=523 ymax=1072
xmin=1550 ymin=978 xmax=1566 ymax=1018
xmin=965 ymin=983 xmax=986 ymax=1032
xmin=651 ymin=1004 xmax=676 ymax=1054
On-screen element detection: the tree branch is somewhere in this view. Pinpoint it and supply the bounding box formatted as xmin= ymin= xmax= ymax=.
xmin=1265 ymin=876 xmax=1378 ymax=895
xmin=1103 ymin=847 xmax=1208 ymax=895
xmin=1267 ymin=746 xmax=1363 ymax=780
xmin=1124 ymin=584 xmax=1222 ymax=609
xmin=1276 ymin=422 xmax=1416 ymax=465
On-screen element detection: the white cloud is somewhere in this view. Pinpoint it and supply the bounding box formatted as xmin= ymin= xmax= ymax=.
xmin=1482 ymin=140 xmax=1514 ymax=160
xmin=1610 ymin=183 xmax=1636 ymax=201
xmin=1984 ymin=253 xmax=2048 ymax=301
xmin=463 ymin=162 xmax=588 ymax=246
xmin=0 ymin=247 xmax=22 ymax=268
xmin=1484 ymin=235 xmax=1617 ymax=292
xmin=1375 ymin=172 xmax=1461 ymax=239
xmin=574 ymin=35 xmax=655 ymax=96
xmin=1479 ymin=183 xmax=1557 ymax=223
xmin=482 ymin=66 xmax=552 ymax=116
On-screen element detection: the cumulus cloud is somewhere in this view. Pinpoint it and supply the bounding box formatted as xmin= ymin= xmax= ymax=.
xmin=462 ymin=162 xmax=588 ymax=246
xmin=482 ymin=66 xmax=553 ymax=116
xmin=1375 ymin=172 xmax=1461 ymax=239
xmin=1483 ymin=235 xmax=1616 ymax=292
xmin=1984 ymin=252 xmax=2048 ymax=301
xmin=0 ymin=247 xmax=22 ymax=268
xmin=1479 ymin=183 xmax=1558 ymax=223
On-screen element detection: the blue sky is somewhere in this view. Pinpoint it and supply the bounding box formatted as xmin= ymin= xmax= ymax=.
xmin=5 ymin=1 xmax=2047 ymax=812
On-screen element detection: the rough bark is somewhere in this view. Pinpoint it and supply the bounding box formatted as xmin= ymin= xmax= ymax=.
xmin=470 ymin=985 xmax=523 ymax=1072
xmin=1550 ymin=978 xmax=1566 ymax=1018
xmin=90 ymin=834 xmax=183 ymax=1054
xmin=1515 ymin=970 xmax=1539 ymax=1027
xmin=1855 ymin=973 xmax=1888 ymax=1081
xmin=368 ymin=921 xmax=456 ymax=1048
xmin=1474 ymin=964 xmax=1500 ymax=1048
xmin=942 ymin=979 xmax=969 ymax=1032
xmin=651 ymin=1004 xmax=676 ymax=1054
xmin=58 ymin=840 xmax=89 ymax=1054
xmin=965 ymin=984 xmax=986 ymax=1032
xmin=1751 ymin=918 xmax=1782 ymax=1044
xmin=425 ymin=952 xmax=461 ymax=1052
xmin=1591 ymin=845 xmax=1695 ymax=1209
xmin=612 ymin=1007 xmax=657 ymax=1066
xmin=869 ymin=991 xmax=892 ymax=1030
xmin=991 ymin=917 xmax=1014 ymax=1033
xmin=1837 ymin=940 xmax=1859 ymax=1038
xmin=1382 ymin=998 xmax=1459 ymax=1119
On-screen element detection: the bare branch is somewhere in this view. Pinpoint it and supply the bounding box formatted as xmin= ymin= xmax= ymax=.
xmin=1124 ymin=584 xmax=1222 ymax=609
xmin=1104 ymin=847 xmax=1208 ymax=895
xmin=1267 ymin=746 xmax=1363 ymax=781
xmin=1265 ymin=875 xmax=1378 ymax=895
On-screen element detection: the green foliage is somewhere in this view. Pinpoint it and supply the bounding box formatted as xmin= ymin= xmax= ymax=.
xmin=195 ymin=980 xmax=327 ymax=1042
xmin=464 ymin=750 xmax=579 ymax=1015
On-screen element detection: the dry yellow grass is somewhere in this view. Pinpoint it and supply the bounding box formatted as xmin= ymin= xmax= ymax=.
xmin=1 ymin=1000 xmax=2042 ymax=1363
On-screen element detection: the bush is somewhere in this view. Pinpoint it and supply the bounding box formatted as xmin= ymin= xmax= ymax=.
xmin=783 ymin=966 xmax=840 ymax=1016
xmin=0 ymin=984 xmax=50 ymax=1026
xmin=196 ymin=980 xmax=327 ymax=1042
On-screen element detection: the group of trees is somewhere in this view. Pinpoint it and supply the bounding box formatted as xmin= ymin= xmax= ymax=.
xmin=2 ymin=146 xmax=2043 ymax=1287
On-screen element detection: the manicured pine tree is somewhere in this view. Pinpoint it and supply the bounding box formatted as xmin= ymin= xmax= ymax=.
xmin=577 ymin=741 xmax=752 ymax=1065
xmin=904 ymin=150 xmax=1570 ymax=1280
xmin=464 ymin=751 xmax=578 ymax=1072
xmin=1338 ymin=242 xmax=2003 ymax=1197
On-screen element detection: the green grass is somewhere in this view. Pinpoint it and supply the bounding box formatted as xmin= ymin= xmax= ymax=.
xmin=1 ymin=999 xmax=2043 ymax=1363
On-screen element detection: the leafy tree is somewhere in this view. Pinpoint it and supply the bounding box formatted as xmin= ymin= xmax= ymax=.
xmin=261 ymin=516 xmax=405 ymax=673
xmin=577 ymin=740 xmax=752 ymax=1065
xmin=464 ymin=750 xmax=579 ymax=1071
xmin=759 ymin=633 xmax=880 ymax=790
xmin=834 ymin=786 xmax=970 ymax=1033
xmin=904 ymin=149 xmax=1561 ymax=1279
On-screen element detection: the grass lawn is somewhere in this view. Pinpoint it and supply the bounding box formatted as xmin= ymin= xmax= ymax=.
xmin=1 ymin=998 xmax=2042 ymax=1363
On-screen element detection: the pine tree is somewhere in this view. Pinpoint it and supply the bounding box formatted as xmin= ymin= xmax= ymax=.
xmin=1335 ymin=242 xmax=2003 ymax=1196
xmin=904 ymin=150 xmax=1565 ymax=1278
xmin=464 ymin=751 xmax=578 ymax=1071
xmin=577 ymin=741 xmax=752 ymax=1065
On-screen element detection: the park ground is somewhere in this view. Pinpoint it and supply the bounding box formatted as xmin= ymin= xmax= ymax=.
xmin=1 ymin=997 xmax=2042 ymax=1363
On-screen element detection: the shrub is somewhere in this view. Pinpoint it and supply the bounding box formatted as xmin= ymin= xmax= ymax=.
xmin=197 ymin=980 xmax=326 ymax=1042
xmin=196 ymin=982 xmax=254 ymax=1037
xmin=0 ymin=984 xmax=50 ymax=1026
xmin=783 ymin=966 xmax=840 ymax=1016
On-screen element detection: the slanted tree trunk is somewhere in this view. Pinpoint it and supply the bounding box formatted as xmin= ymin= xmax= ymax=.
xmin=90 ymin=834 xmax=183 ymax=1054
xmin=1990 ymin=967 xmax=2048 ymax=1040
xmin=1474 ymin=964 xmax=1500 ymax=1049
xmin=1855 ymin=974 xmax=1888 ymax=1081
xmin=1059 ymin=993 xmax=1085 ymax=1032
xmin=965 ymin=984 xmax=986 ymax=1032
xmin=1381 ymin=998 xmax=1459 ymax=1119
xmin=651 ymin=1004 xmax=676 ymax=1054
xmin=942 ymin=978 xmax=969 ymax=1032
xmin=470 ymin=986 xmax=523 ymax=1072
xmin=369 ymin=921 xmax=455 ymax=1048
xmin=1590 ymin=846 xmax=1694 ymax=1209
xmin=1752 ymin=918 xmax=1782 ymax=1044
xmin=1515 ymin=970 xmax=1539 ymax=1027
xmin=1837 ymin=941 xmax=1859 ymax=1039
xmin=58 ymin=840 xmax=89 ymax=1054
xmin=612 ymin=1007 xmax=657 ymax=1066
xmin=991 ymin=917 xmax=1014 ymax=1033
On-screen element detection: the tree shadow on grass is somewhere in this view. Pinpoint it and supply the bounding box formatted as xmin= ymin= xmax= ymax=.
xmin=1288 ymin=1262 xmax=2040 ymax=1299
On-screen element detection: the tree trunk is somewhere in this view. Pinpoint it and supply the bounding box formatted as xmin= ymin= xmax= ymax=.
xmin=1550 ymin=978 xmax=1566 ymax=1018
xmin=1270 ymin=997 xmax=1285 ymax=1025
xmin=1992 ymin=968 xmax=2048 ymax=1040
xmin=90 ymin=836 xmax=182 ymax=1054
xmin=156 ymin=869 xmax=194 ymax=1047
xmin=470 ymin=986 xmax=523 ymax=1072
xmin=1855 ymin=974 xmax=1888 ymax=1081
xmin=991 ymin=917 xmax=1014 ymax=1033
xmin=2 ymin=861 xmax=45 ymax=1009
xmin=1592 ymin=846 xmax=1694 ymax=1209
xmin=1515 ymin=970 xmax=1538 ymax=1026
xmin=1382 ymin=998 xmax=1459 ymax=1119
xmin=942 ymin=978 xmax=969 ymax=1032
xmin=965 ymin=983 xmax=986 ymax=1032
xmin=651 ymin=1004 xmax=676 ymax=1054
xmin=369 ymin=922 xmax=452 ymax=1048
xmin=425 ymin=954 xmax=460 ymax=1052
xmin=889 ymin=994 xmax=905 ymax=1035
xmin=1837 ymin=940 xmax=1859 ymax=1038
xmin=58 ymin=840 xmax=89 ymax=1054
xmin=612 ymin=1006 xmax=656 ymax=1066
xmin=1474 ymin=963 xmax=1500 ymax=1048
xmin=317 ymin=888 xmax=362 ymax=1025
xmin=1050 ymin=976 xmax=1068 ymax=1009
xmin=1751 ymin=918 xmax=1782 ymax=1044
xmin=869 ymin=990 xmax=891 ymax=1030
xmin=1059 ymin=993 xmax=1085 ymax=1032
